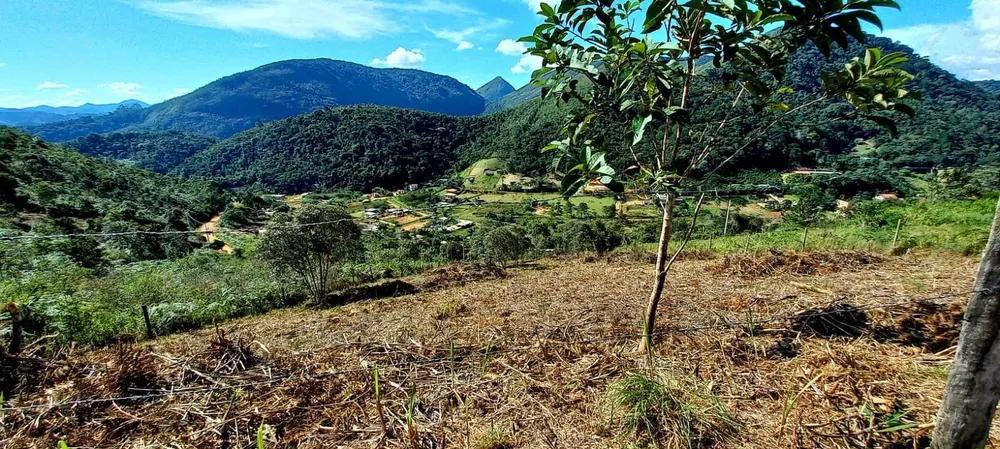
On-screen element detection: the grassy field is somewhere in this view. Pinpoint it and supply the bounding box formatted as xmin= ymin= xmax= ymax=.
xmin=461 ymin=158 xmax=505 ymax=191
xmin=8 ymin=252 xmax=991 ymax=448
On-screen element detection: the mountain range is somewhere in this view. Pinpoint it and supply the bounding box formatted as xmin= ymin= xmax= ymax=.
xmin=0 ymin=100 xmax=148 ymax=127
xmin=27 ymin=59 xmax=487 ymax=141
xmin=7 ymin=34 xmax=1000 ymax=199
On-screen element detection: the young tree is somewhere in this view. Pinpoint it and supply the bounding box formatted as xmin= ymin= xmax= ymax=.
xmin=785 ymin=184 xmax=836 ymax=227
xmin=474 ymin=225 xmax=532 ymax=269
xmin=258 ymin=204 xmax=361 ymax=303
xmin=523 ymin=0 xmax=916 ymax=352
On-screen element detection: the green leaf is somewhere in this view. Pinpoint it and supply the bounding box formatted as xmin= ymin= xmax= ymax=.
xmin=560 ymin=172 xmax=587 ymax=196
xmin=866 ymin=114 xmax=899 ymax=138
xmin=758 ymin=13 xmax=795 ymax=27
xmin=539 ymin=2 xmax=556 ymax=18
xmin=257 ymin=422 xmax=267 ymax=449
xmin=631 ymin=114 xmax=653 ymax=145
xmin=642 ymin=0 xmax=672 ymax=34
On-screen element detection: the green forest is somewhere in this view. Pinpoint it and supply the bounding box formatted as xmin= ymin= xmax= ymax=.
xmin=0 ymin=127 xmax=226 ymax=264
xmin=65 ymin=130 xmax=219 ymax=173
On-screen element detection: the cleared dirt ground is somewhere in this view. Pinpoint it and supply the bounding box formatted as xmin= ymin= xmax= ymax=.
xmin=2 ymin=251 xmax=993 ymax=449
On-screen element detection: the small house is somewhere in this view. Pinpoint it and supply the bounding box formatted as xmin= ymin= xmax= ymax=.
xmin=407 ymin=183 xmax=419 ymax=191
xmin=584 ymin=180 xmax=611 ymax=194
xmin=874 ymin=193 xmax=900 ymax=201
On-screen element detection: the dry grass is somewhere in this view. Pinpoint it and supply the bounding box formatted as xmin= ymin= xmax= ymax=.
xmin=0 ymin=252 xmax=993 ymax=448
xmin=708 ymin=250 xmax=885 ymax=279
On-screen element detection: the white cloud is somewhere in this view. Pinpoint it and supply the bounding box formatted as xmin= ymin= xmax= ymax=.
xmin=496 ymin=38 xmax=527 ymax=56
xmin=371 ymin=47 xmax=425 ymax=68
xmin=511 ymin=54 xmax=542 ymax=74
xmin=432 ymin=19 xmax=508 ymax=51
xmin=102 ymin=82 xmax=145 ymax=97
xmin=523 ymin=0 xmax=544 ymax=12
xmin=883 ymin=0 xmax=1000 ymax=80
xmin=166 ymin=87 xmax=191 ymax=99
xmin=36 ymin=81 xmax=70 ymax=91
xmin=137 ymin=0 xmax=476 ymax=40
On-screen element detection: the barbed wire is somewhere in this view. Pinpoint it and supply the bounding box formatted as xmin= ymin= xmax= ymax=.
xmin=0 ymin=289 xmax=980 ymax=413
xmin=0 ymin=219 xmax=358 ymax=241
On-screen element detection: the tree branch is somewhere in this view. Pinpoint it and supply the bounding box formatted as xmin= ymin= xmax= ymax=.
xmin=658 ymin=192 xmax=706 ymax=276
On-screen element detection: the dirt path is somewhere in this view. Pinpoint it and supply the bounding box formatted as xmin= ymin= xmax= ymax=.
xmin=196 ymin=213 xmax=233 ymax=254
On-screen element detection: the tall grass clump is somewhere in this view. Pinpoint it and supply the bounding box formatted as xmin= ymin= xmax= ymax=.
xmin=608 ymin=372 xmax=739 ymax=448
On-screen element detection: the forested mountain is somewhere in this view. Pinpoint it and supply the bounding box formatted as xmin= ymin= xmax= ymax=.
xmin=473 ymin=35 xmax=1000 ymax=179
xmin=0 ymin=100 xmax=147 ymax=126
xmin=0 ymin=127 xmax=226 ymax=255
xmin=477 ymin=77 xmax=516 ymax=110
xmin=174 ymin=106 xmax=483 ymax=192
xmin=489 ymin=78 xmax=547 ymax=113
xmin=28 ymin=59 xmax=486 ymax=141
xmin=65 ymin=131 xmax=219 ymax=173
xmin=975 ymin=80 xmax=1000 ymax=96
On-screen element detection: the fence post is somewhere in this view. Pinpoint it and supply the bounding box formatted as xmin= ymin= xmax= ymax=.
xmin=723 ymin=200 xmax=732 ymax=237
xmin=801 ymin=226 xmax=809 ymax=251
xmin=931 ymin=196 xmax=1000 ymax=449
xmin=6 ymin=302 xmax=22 ymax=355
xmin=141 ymin=305 xmax=154 ymax=340
xmin=744 ymin=233 xmax=751 ymax=253
xmin=708 ymin=232 xmax=714 ymax=251
xmin=892 ymin=218 xmax=903 ymax=250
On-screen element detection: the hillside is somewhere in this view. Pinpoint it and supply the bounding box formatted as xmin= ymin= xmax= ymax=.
xmin=5 ymin=252 xmax=987 ymax=448
xmin=65 ymin=130 xmax=219 ymax=173
xmin=0 ymin=126 xmax=225 ymax=247
xmin=489 ymin=78 xmax=545 ymax=112
xmin=476 ymin=76 xmax=516 ymax=109
xmin=0 ymin=100 xmax=147 ymax=126
xmin=474 ymin=35 xmax=1000 ymax=179
xmin=174 ymin=105 xmax=483 ymax=192
xmin=976 ymin=80 xmax=1000 ymax=96
xmin=28 ymin=59 xmax=486 ymax=141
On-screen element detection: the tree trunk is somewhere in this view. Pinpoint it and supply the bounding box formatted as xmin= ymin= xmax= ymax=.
xmin=639 ymin=193 xmax=675 ymax=354
xmin=931 ymin=196 xmax=1000 ymax=449
xmin=7 ymin=302 xmax=22 ymax=355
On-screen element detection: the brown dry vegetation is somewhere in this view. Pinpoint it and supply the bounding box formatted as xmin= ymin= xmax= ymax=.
xmin=2 ymin=251 xmax=994 ymax=448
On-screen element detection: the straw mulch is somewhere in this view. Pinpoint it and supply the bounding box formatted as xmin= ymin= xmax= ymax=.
xmin=1 ymin=252 xmax=992 ymax=448
xmin=708 ymin=250 xmax=885 ymax=279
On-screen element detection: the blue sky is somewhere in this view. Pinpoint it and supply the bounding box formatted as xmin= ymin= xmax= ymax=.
xmin=0 ymin=0 xmax=995 ymax=108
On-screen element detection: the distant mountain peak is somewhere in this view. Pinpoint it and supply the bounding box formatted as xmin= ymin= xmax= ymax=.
xmin=28 ymin=58 xmax=486 ymax=141
xmin=476 ymin=77 xmax=516 ymax=104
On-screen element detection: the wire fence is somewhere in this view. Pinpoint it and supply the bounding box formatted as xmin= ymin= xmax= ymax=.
xmin=1 ymin=288 xmax=981 ymax=414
